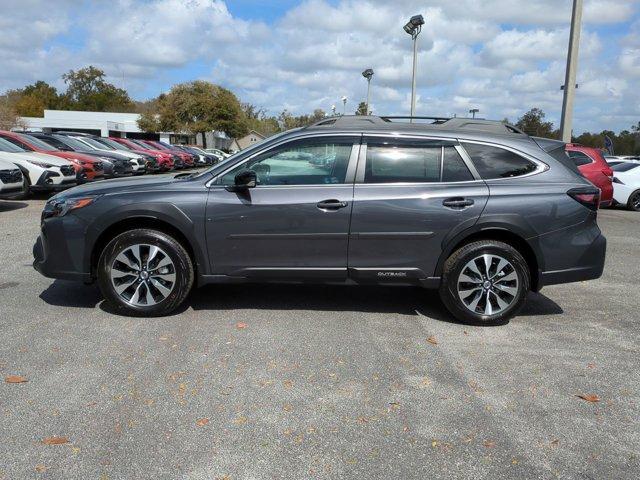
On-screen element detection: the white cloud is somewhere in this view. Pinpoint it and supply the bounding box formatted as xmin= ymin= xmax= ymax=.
xmin=0 ymin=0 xmax=638 ymax=134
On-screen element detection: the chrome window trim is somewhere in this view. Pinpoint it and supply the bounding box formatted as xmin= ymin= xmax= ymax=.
xmin=458 ymin=138 xmax=549 ymax=181
xmin=205 ymin=132 xmax=362 ymax=188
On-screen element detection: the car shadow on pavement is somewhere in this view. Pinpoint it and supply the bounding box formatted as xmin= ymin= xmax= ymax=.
xmin=0 ymin=200 xmax=28 ymax=212
xmin=187 ymin=284 xmax=564 ymax=324
xmin=39 ymin=280 xmax=563 ymax=324
xmin=39 ymin=280 xmax=103 ymax=309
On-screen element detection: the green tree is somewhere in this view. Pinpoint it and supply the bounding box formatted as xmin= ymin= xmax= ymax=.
xmin=10 ymin=80 xmax=60 ymax=116
xmin=242 ymin=103 xmax=279 ymax=136
xmin=0 ymin=94 xmax=25 ymax=130
xmin=138 ymin=81 xmax=248 ymax=147
xmin=515 ymin=108 xmax=555 ymax=138
xmin=355 ymin=101 xmax=369 ymax=115
xmin=61 ymin=66 xmax=134 ymax=112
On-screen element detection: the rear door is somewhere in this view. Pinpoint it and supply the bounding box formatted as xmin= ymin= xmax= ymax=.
xmin=348 ymin=136 xmax=489 ymax=282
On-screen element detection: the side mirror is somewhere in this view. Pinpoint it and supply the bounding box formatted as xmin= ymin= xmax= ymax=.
xmin=226 ymin=170 xmax=257 ymax=191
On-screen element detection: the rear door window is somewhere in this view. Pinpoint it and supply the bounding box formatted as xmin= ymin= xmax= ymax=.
xmin=442 ymin=147 xmax=474 ymax=182
xmin=462 ymin=143 xmax=538 ymax=179
xmin=365 ymin=144 xmax=440 ymax=183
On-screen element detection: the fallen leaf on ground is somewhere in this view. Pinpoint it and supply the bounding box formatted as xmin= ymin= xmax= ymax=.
xmin=42 ymin=437 xmax=69 ymax=445
xmin=550 ymin=439 xmax=559 ymax=447
xmin=426 ymin=336 xmax=438 ymax=345
xmin=35 ymin=465 xmax=46 ymax=473
xmin=5 ymin=375 xmax=28 ymax=383
xmin=196 ymin=418 xmax=209 ymax=427
xmin=283 ymin=380 xmax=293 ymax=389
xmin=233 ymin=415 xmax=248 ymax=425
xmin=576 ymin=394 xmax=600 ymax=403
xmin=236 ymin=322 xmax=247 ymax=329
xmin=483 ymin=440 xmax=495 ymax=448
xmin=587 ymin=363 xmax=596 ymax=369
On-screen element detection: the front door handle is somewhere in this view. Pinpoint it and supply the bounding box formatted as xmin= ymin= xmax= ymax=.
xmin=442 ymin=197 xmax=474 ymax=209
xmin=317 ymin=199 xmax=348 ymax=210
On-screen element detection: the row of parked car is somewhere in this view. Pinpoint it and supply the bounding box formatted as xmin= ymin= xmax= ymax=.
xmin=0 ymin=130 xmax=229 ymax=199
xmin=565 ymin=144 xmax=640 ymax=211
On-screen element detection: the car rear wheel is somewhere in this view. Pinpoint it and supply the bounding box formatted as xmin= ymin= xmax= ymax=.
xmin=439 ymin=240 xmax=530 ymax=326
xmin=627 ymin=190 xmax=640 ymax=211
xmin=97 ymin=229 xmax=194 ymax=317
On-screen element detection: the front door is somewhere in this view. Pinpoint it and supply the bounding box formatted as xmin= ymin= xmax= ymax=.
xmin=348 ymin=136 xmax=489 ymax=282
xmin=205 ymin=136 xmax=360 ymax=278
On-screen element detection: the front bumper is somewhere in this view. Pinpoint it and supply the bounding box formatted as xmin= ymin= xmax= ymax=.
xmin=33 ymin=232 xmax=91 ymax=283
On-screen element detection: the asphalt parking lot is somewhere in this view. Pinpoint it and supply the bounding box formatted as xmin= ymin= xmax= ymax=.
xmin=0 ymin=196 xmax=638 ymax=479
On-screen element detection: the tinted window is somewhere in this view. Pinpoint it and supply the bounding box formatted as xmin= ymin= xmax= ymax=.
xmin=0 ymin=135 xmax=33 ymax=151
xmin=612 ymin=163 xmax=640 ymax=172
xmin=567 ymin=150 xmax=593 ymax=166
xmin=0 ymin=137 xmax=26 ymax=153
xmin=365 ymin=145 xmax=440 ymax=183
xmin=442 ymin=147 xmax=474 ymax=182
xmin=462 ymin=143 xmax=537 ymax=179
xmin=219 ymin=140 xmax=353 ymax=186
xmin=18 ymin=133 xmax=57 ymax=151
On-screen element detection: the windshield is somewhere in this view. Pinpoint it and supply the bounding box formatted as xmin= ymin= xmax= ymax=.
xmin=18 ymin=133 xmax=58 ymax=151
xmin=80 ymin=137 xmax=109 ymax=150
xmin=89 ymin=138 xmax=117 ymax=150
xmin=612 ymin=162 xmax=640 ymax=172
xmin=98 ymin=138 xmax=127 ymax=150
xmin=53 ymin=135 xmax=87 ymax=151
xmin=0 ymin=137 xmax=27 ymax=153
xmin=130 ymin=139 xmax=153 ymax=150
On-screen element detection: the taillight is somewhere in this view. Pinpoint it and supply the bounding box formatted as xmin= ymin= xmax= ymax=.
xmin=568 ymin=187 xmax=600 ymax=211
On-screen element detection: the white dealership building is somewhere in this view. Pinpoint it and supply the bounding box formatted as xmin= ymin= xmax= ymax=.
xmin=18 ymin=110 xmax=232 ymax=149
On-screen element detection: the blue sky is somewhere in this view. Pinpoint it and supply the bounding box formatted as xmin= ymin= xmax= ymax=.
xmin=1 ymin=0 xmax=639 ymax=134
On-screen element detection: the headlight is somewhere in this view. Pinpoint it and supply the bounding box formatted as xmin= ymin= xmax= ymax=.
xmin=27 ymin=160 xmax=54 ymax=168
xmin=44 ymin=195 xmax=101 ymax=218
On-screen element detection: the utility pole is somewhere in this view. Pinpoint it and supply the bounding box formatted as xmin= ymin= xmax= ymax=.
xmin=560 ymin=0 xmax=583 ymax=142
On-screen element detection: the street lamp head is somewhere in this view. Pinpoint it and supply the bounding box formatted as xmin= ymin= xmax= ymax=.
xmin=410 ymin=14 xmax=425 ymax=27
xmin=404 ymin=14 xmax=424 ymax=35
xmin=362 ymin=68 xmax=374 ymax=80
xmin=341 ymin=96 xmax=347 ymax=103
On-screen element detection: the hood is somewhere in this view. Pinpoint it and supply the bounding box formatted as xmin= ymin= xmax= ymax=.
xmin=48 ymin=150 xmax=105 ymax=163
xmin=78 ymin=150 xmax=131 ymax=162
xmin=8 ymin=151 xmax=74 ymax=167
xmin=96 ymin=148 xmax=142 ymax=160
xmin=52 ymin=173 xmax=185 ymax=200
xmin=0 ymin=156 xmax=20 ymax=170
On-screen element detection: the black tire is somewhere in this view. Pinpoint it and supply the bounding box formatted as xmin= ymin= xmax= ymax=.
xmin=439 ymin=240 xmax=530 ymax=326
xmin=627 ymin=190 xmax=640 ymax=211
xmin=97 ymin=229 xmax=194 ymax=317
xmin=9 ymin=173 xmax=30 ymax=200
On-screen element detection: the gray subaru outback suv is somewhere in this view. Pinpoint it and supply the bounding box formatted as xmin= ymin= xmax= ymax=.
xmin=33 ymin=116 xmax=606 ymax=325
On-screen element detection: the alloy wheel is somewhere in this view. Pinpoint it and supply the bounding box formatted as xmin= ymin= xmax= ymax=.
xmin=110 ymin=244 xmax=176 ymax=307
xmin=457 ymin=254 xmax=519 ymax=316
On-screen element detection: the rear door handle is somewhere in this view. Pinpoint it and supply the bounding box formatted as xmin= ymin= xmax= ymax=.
xmin=317 ymin=199 xmax=348 ymax=210
xmin=442 ymin=197 xmax=474 ymax=209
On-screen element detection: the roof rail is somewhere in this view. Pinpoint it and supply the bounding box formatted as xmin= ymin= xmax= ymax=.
xmin=306 ymin=114 xmax=526 ymax=135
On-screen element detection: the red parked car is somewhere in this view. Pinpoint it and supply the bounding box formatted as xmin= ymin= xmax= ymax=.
xmin=141 ymin=140 xmax=196 ymax=168
xmin=108 ymin=137 xmax=176 ymax=170
xmin=565 ymin=144 xmax=613 ymax=207
xmin=0 ymin=131 xmax=103 ymax=183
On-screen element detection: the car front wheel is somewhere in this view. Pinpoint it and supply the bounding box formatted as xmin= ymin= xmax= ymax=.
xmin=627 ymin=190 xmax=640 ymax=211
xmin=439 ymin=240 xmax=530 ymax=326
xmin=97 ymin=229 xmax=194 ymax=317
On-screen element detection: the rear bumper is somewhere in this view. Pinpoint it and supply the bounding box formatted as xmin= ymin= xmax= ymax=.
xmin=538 ymin=233 xmax=606 ymax=288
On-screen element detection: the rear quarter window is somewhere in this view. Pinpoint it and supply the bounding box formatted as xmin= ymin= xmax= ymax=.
xmin=462 ymin=143 xmax=538 ymax=179
xmin=567 ymin=150 xmax=593 ymax=166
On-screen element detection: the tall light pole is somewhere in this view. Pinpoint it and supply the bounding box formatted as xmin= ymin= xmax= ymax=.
xmin=331 ymin=104 xmax=336 ymax=116
xmin=560 ymin=0 xmax=583 ymax=142
xmin=469 ymin=108 xmax=479 ymax=119
xmin=362 ymin=68 xmax=374 ymax=114
xmin=403 ymin=14 xmax=425 ymax=122
xmin=341 ymin=96 xmax=347 ymax=115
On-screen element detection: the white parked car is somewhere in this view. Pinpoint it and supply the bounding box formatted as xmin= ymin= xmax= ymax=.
xmin=204 ymin=148 xmax=229 ymax=160
xmin=0 ymin=139 xmax=76 ymax=198
xmin=611 ymin=161 xmax=640 ymax=211
xmin=61 ymin=134 xmax=147 ymax=175
xmin=0 ymin=157 xmax=24 ymax=199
